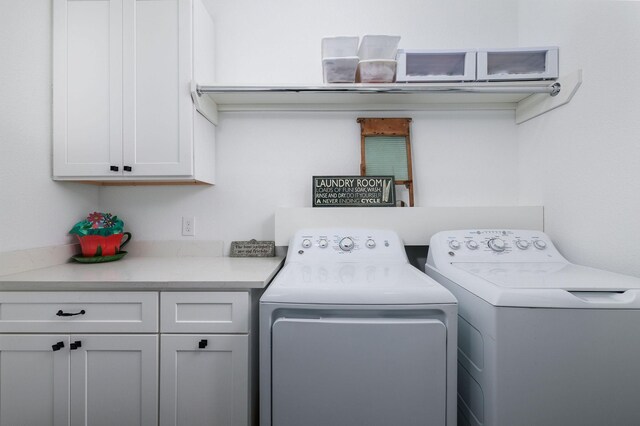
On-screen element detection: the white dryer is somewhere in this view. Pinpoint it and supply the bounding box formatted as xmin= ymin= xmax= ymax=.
xmin=425 ymin=229 xmax=640 ymax=426
xmin=260 ymin=228 xmax=457 ymax=426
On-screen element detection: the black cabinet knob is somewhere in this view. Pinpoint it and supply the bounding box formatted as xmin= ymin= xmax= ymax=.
xmin=123 ymin=166 xmax=132 ymax=172
xmin=198 ymin=339 xmax=208 ymax=349
xmin=52 ymin=341 xmax=64 ymax=351
xmin=70 ymin=340 xmax=82 ymax=350
xmin=110 ymin=165 xmax=119 ymax=172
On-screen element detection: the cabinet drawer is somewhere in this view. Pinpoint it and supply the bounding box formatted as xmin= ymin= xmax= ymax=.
xmin=0 ymin=292 xmax=158 ymax=333
xmin=161 ymin=292 xmax=249 ymax=333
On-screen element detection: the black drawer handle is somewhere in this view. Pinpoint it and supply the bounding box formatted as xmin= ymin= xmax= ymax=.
xmin=110 ymin=165 xmax=119 ymax=172
xmin=123 ymin=166 xmax=132 ymax=172
xmin=52 ymin=341 xmax=64 ymax=351
xmin=56 ymin=309 xmax=86 ymax=317
xmin=198 ymin=339 xmax=208 ymax=349
xmin=70 ymin=340 xmax=82 ymax=350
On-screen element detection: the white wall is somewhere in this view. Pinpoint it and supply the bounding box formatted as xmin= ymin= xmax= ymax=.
xmin=207 ymin=0 xmax=519 ymax=85
xmin=100 ymin=110 xmax=518 ymax=246
xmin=0 ymin=0 xmax=98 ymax=253
xmin=517 ymin=1 xmax=640 ymax=277
xmin=100 ymin=0 xmax=522 ymax=250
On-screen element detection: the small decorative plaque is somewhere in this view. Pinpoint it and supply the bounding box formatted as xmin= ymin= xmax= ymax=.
xmin=313 ymin=176 xmax=396 ymax=207
xmin=230 ymin=239 xmax=276 ymax=257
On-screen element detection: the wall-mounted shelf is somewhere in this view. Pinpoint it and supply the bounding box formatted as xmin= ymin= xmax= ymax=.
xmin=191 ymin=70 xmax=581 ymax=126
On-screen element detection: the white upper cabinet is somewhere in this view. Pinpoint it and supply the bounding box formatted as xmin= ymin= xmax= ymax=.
xmin=53 ymin=0 xmax=216 ymax=184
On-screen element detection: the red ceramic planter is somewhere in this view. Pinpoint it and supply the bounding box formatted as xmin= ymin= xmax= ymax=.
xmin=77 ymin=232 xmax=131 ymax=257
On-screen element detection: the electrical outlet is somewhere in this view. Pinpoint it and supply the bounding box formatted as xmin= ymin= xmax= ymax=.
xmin=182 ymin=216 xmax=195 ymax=236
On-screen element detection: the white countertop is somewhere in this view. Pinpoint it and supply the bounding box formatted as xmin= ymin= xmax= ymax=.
xmin=0 ymin=256 xmax=285 ymax=291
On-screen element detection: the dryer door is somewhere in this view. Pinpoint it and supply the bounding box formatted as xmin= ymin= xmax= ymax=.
xmin=271 ymin=317 xmax=447 ymax=426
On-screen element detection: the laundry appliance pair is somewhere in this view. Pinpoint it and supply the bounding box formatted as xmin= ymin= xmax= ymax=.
xmin=260 ymin=228 xmax=640 ymax=426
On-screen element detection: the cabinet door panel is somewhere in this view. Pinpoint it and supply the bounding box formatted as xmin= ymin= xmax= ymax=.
xmin=160 ymin=334 xmax=249 ymax=426
xmin=0 ymin=335 xmax=69 ymax=426
xmin=53 ymin=0 xmax=123 ymax=177
xmin=123 ymin=0 xmax=193 ymax=176
xmin=70 ymin=335 xmax=158 ymax=426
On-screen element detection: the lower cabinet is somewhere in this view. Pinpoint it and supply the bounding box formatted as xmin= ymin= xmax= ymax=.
xmin=70 ymin=335 xmax=158 ymax=426
xmin=0 ymin=290 xmax=258 ymax=426
xmin=0 ymin=335 xmax=69 ymax=426
xmin=0 ymin=334 xmax=158 ymax=426
xmin=160 ymin=334 xmax=249 ymax=426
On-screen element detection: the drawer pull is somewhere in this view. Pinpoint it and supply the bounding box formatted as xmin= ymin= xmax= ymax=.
xmin=198 ymin=339 xmax=208 ymax=349
xmin=70 ymin=341 xmax=82 ymax=350
xmin=56 ymin=309 xmax=86 ymax=317
xmin=52 ymin=341 xmax=65 ymax=351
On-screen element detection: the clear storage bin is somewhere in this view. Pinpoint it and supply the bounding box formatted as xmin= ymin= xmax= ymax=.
xmin=396 ymin=49 xmax=476 ymax=82
xmin=357 ymin=60 xmax=397 ymax=83
xmin=477 ymin=47 xmax=559 ymax=81
xmin=323 ymin=57 xmax=359 ymax=83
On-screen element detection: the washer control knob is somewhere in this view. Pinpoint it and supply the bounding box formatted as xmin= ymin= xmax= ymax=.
xmin=301 ymin=239 xmax=312 ymax=249
xmin=318 ymin=239 xmax=328 ymax=249
xmin=533 ymin=240 xmax=547 ymax=250
xmin=339 ymin=237 xmax=355 ymax=252
xmin=366 ymin=239 xmax=376 ymax=249
xmin=466 ymin=240 xmax=479 ymax=250
xmin=488 ymin=238 xmax=506 ymax=252
xmin=515 ymin=240 xmax=530 ymax=250
xmin=448 ymin=240 xmax=461 ymax=250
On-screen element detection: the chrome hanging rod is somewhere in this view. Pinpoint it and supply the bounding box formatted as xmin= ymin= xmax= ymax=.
xmin=197 ymin=82 xmax=561 ymax=97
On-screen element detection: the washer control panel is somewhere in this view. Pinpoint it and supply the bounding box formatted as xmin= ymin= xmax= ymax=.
xmin=287 ymin=228 xmax=406 ymax=263
xmin=429 ymin=229 xmax=564 ymax=262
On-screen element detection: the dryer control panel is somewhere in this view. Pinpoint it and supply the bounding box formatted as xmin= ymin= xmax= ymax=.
xmin=287 ymin=228 xmax=407 ymax=263
xmin=428 ymin=229 xmax=566 ymax=263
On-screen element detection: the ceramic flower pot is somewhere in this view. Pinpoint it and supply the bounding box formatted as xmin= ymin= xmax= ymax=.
xmin=77 ymin=232 xmax=131 ymax=257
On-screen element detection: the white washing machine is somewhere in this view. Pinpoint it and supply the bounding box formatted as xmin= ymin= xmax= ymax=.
xmin=425 ymin=229 xmax=640 ymax=426
xmin=260 ymin=228 xmax=458 ymax=426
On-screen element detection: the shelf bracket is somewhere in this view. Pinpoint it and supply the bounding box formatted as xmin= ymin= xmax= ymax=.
xmin=515 ymin=69 xmax=582 ymax=124
xmin=190 ymin=81 xmax=219 ymax=126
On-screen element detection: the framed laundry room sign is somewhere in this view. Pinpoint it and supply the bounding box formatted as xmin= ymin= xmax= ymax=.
xmin=313 ymin=176 xmax=396 ymax=207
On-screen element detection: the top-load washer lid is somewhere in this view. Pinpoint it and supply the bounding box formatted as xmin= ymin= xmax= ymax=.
xmin=452 ymin=262 xmax=640 ymax=291
xmin=261 ymin=262 xmax=457 ymax=305
xmin=426 ymin=229 xmax=640 ymax=309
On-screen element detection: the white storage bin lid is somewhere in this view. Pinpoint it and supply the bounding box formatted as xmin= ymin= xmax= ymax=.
xmin=358 ymin=35 xmax=401 ymax=60
xmin=322 ymin=36 xmax=359 ymax=58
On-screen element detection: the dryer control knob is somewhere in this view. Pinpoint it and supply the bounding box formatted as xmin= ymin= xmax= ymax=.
xmin=339 ymin=237 xmax=355 ymax=251
xmin=516 ymin=240 xmax=530 ymax=250
xmin=301 ymin=239 xmax=312 ymax=249
xmin=466 ymin=240 xmax=479 ymax=250
xmin=365 ymin=239 xmax=376 ymax=249
xmin=318 ymin=239 xmax=328 ymax=248
xmin=449 ymin=240 xmax=461 ymax=250
xmin=488 ymin=238 xmax=506 ymax=252
xmin=533 ymin=240 xmax=547 ymax=250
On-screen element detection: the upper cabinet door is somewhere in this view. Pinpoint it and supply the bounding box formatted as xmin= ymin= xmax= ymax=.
xmin=53 ymin=0 xmax=124 ymax=177
xmin=122 ymin=0 xmax=194 ymax=177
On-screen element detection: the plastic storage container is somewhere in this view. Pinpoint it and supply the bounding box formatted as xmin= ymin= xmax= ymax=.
xmin=323 ymin=57 xmax=360 ymax=83
xmin=357 ymin=60 xmax=397 ymax=83
xmin=396 ymin=49 xmax=476 ymax=82
xmin=477 ymin=47 xmax=558 ymax=81
xmin=322 ymin=36 xmax=359 ymax=83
